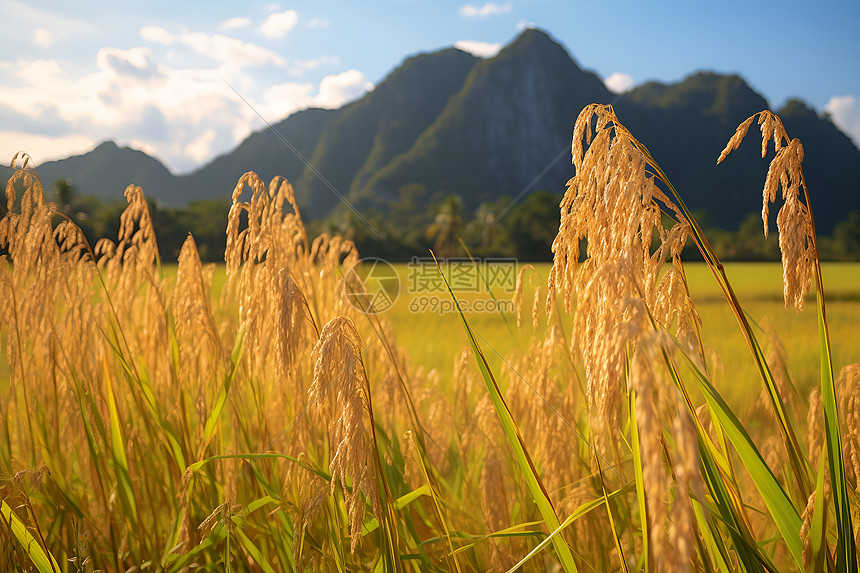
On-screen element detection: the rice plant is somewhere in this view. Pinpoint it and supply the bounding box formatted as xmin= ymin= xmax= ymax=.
xmin=0 ymin=105 xmax=858 ymax=573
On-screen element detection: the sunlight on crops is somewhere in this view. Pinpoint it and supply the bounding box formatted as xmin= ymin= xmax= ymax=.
xmin=1 ymin=108 xmax=858 ymax=572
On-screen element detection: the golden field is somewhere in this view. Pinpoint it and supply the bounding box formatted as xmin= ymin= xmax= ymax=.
xmin=1 ymin=106 xmax=858 ymax=572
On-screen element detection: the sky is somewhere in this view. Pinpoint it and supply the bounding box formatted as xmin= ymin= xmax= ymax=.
xmin=1 ymin=0 xmax=858 ymax=174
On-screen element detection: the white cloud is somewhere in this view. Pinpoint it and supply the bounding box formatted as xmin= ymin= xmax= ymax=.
xmin=141 ymin=25 xmax=174 ymax=46
xmin=179 ymin=32 xmax=286 ymax=68
xmin=261 ymin=10 xmax=298 ymax=39
xmin=15 ymin=59 xmax=63 ymax=85
xmin=314 ymin=70 xmax=373 ymax=109
xmin=33 ymin=28 xmax=53 ymax=48
xmin=0 ymin=50 xmax=251 ymax=172
xmin=7 ymin=1 xmax=95 ymax=39
xmin=185 ymin=129 xmax=217 ymax=163
xmin=454 ymin=40 xmax=501 ymax=58
xmin=825 ymin=95 xmax=860 ymax=148
xmin=258 ymin=81 xmax=315 ymax=119
xmin=516 ymin=20 xmax=535 ymax=31
xmin=604 ymin=72 xmax=634 ymax=94
xmin=459 ymin=2 xmax=512 ymax=18
xmin=221 ymin=17 xmax=251 ymax=30
xmin=0 ymin=27 xmax=373 ymax=173
xmin=307 ymin=17 xmax=330 ymax=29
xmin=0 ymin=131 xmax=95 ymax=167
xmin=293 ymin=55 xmax=339 ymax=71
xmin=96 ymin=47 xmax=161 ymax=80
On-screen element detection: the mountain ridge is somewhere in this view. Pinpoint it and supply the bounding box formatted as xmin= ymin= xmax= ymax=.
xmin=2 ymin=28 xmax=857 ymax=233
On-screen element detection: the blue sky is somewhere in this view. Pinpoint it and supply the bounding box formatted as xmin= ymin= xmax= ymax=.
xmin=1 ymin=0 xmax=858 ymax=173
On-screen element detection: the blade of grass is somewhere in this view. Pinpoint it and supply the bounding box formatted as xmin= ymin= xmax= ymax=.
xmin=810 ymin=451 xmax=829 ymax=573
xmin=675 ymin=342 xmax=803 ymax=568
xmin=815 ymin=284 xmax=857 ymax=573
xmin=432 ymin=251 xmax=578 ymax=572
xmin=506 ymin=485 xmax=631 ymax=573
xmin=104 ymin=356 xmax=138 ymax=526
xmin=409 ymin=431 xmax=463 ymax=572
xmin=629 ymin=389 xmax=650 ymax=572
xmin=699 ymin=438 xmax=774 ymax=573
xmin=457 ymin=236 xmax=518 ymax=343
xmin=797 ymin=154 xmax=858 ymax=572
xmin=595 ymin=453 xmax=629 ymax=573
xmin=229 ymin=496 xmax=281 ymax=573
xmin=361 ymin=485 xmax=431 ymax=535
xmin=1 ymin=498 xmax=60 ymax=573
xmin=197 ymin=327 xmax=244 ymax=459
xmin=692 ymin=499 xmax=734 ymax=573
xmin=450 ymin=521 xmax=544 ymax=555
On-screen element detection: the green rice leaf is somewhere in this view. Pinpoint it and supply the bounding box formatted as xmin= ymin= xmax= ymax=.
xmin=0 ymin=498 xmax=60 ymax=573
xmin=506 ymin=485 xmax=630 ymax=573
xmin=104 ymin=357 xmax=138 ymax=525
xmin=681 ymin=348 xmax=802 ymax=567
xmin=629 ymin=389 xmax=649 ymax=572
xmin=815 ymin=287 xmax=858 ymax=573
xmin=433 ymin=252 xmax=578 ymax=572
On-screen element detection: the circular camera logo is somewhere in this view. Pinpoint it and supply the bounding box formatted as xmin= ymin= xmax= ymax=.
xmin=343 ymin=258 xmax=400 ymax=314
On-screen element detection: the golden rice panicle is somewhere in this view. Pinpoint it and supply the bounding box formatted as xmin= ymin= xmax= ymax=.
xmin=173 ymin=235 xmax=224 ymax=390
xmin=806 ymin=386 xmax=824 ymax=465
xmin=653 ymin=260 xmax=704 ymax=367
xmin=225 ymin=171 xmax=264 ymax=281
xmin=629 ymin=334 xmax=670 ymax=567
xmin=835 ymin=364 xmax=860 ymax=487
xmin=800 ymin=480 xmax=831 ymax=570
xmin=716 ymin=115 xmax=756 ymax=165
xmin=223 ymin=172 xmax=316 ymax=383
xmin=225 ymin=172 xmax=308 ymax=280
xmin=667 ymin=405 xmax=703 ymax=573
xmin=118 ymin=184 xmax=159 ymax=267
xmin=549 ymin=104 xmax=692 ymax=443
xmin=0 ymin=160 xmax=55 ymax=278
xmin=628 ymin=330 xmax=703 ymax=572
xmin=512 ymin=264 xmax=536 ymax=329
xmin=716 ymin=111 xmax=814 ymax=310
xmin=289 ymin=469 xmax=330 ymax=570
xmin=513 ymin=265 xmax=526 ymax=329
xmin=309 ymin=316 xmax=380 ymax=552
xmin=310 ymin=233 xmax=360 ymax=318
xmin=480 ymin=450 xmax=515 ymax=570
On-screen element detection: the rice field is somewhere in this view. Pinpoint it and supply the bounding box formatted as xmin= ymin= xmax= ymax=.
xmin=1 ymin=107 xmax=859 ymax=572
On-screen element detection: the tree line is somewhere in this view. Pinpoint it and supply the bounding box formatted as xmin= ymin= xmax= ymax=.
xmin=3 ymin=178 xmax=859 ymax=263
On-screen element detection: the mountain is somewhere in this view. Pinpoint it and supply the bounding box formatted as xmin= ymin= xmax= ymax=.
xmin=2 ymin=141 xmax=178 ymax=203
xmin=292 ymin=47 xmax=478 ymax=216
xmin=3 ymin=28 xmax=858 ymax=233
xmin=614 ymin=73 xmax=860 ymax=232
xmin=615 ymin=72 xmax=774 ymax=229
xmin=350 ymin=29 xmax=611 ymax=214
xmin=183 ymin=107 xmax=338 ymax=206
xmin=778 ymin=99 xmax=860 ymax=233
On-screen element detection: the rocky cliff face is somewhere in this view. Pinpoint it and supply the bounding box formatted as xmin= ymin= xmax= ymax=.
xmin=291 ymin=47 xmax=478 ymax=217
xmin=356 ymin=29 xmax=614 ymax=211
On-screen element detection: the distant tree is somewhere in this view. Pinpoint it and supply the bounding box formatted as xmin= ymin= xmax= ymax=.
xmin=426 ymin=194 xmax=462 ymax=258
xmin=51 ymin=178 xmax=100 ymax=248
xmin=831 ymin=210 xmax=860 ymax=260
xmin=505 ymin=191 xmax=562 ymax=260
